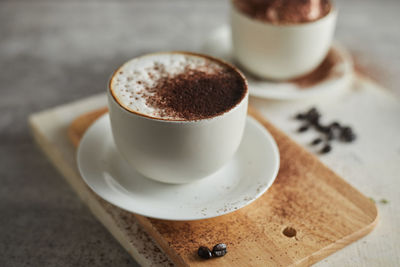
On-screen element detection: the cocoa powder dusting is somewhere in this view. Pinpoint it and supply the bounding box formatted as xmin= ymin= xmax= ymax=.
xmin=233 ymin=0 xmax=332 ymax=24
xmin=145 ymin=66 xmax=246 ymax=120
xmin=290 ymin=49 xmax=339 ymax=88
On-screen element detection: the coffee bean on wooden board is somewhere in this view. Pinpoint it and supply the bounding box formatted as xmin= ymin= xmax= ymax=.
xmin=198 ymin=246 xmax=212 ymax=259
xmin=212 ymin=243 xmax=227 ymax=257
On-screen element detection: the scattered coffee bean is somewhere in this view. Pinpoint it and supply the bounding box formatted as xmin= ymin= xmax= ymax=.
xmin=320 ymin=144 xmax=332 ymax=154
xmin=330 ymin=121 xmax=341 ymax=128
xmin=315 ymin=123 xmax=326 ymax=132
xmin=323 ymin=126 xmax=333 ymax=134
xmin=311 ymin=138 xmax=323 ymax=145
xmin=326 ymin=130 xmax=334 ymax=140
xmin=343 ymin=133 xmax=356 ymax=142
xmin=295 ymin=113 xmax=306 ymax=120
xmin=298 ymin=125 xmax=309 ymax=132
xmin=306 ymin=107 xmax=321 ymax=124
xmin=294 ymin=107 xmax=356 ymax=154
xmin=340 ymin=126 xmax=356 ymax=142
xmin=212 ymin=243 xmax=227 ymax=257
xmin=198 ymin=246 xmax=212 ymax=259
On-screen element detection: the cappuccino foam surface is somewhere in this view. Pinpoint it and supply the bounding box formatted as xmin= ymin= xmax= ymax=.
xmin=110 ymin=53 xmax=244 ymax=120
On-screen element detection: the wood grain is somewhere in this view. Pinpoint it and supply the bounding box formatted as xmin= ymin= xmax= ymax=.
xmin=68 ymin=106 xmax=378 ymax=267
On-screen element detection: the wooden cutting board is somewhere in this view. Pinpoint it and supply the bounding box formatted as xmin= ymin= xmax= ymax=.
xmin=65 ymin=105 xmax=377 ymax=266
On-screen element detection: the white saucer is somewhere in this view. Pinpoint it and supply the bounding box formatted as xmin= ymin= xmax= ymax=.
xmin=202 ymin=25 xmax=354 ymax=100
xmin=77 ymin=114 xmax=280 ymax=221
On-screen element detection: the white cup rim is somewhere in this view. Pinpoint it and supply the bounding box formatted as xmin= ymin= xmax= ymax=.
xmin=108 ymin=51 xmax=249 ymax=123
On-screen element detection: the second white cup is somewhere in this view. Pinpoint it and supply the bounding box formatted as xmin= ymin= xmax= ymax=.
xmin=231 ymin=3 xmax=337 ymax=80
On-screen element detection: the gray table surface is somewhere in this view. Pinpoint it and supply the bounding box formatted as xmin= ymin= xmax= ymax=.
xmin=1 ymin=0 xmax=399 ymax=266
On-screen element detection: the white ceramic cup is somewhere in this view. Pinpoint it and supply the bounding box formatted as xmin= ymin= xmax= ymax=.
xmin=108 ymin=52 xmax=249 ymax=184
xmin=231 ymin=2 xmax=337 ymax=80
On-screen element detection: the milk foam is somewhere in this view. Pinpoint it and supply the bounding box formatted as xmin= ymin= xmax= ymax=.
xmin=110 ymin=53 xmax=226 ymax=119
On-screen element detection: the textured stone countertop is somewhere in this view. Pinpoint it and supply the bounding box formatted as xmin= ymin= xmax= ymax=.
xmin=1 ymin=0 xmax=399 ymax=266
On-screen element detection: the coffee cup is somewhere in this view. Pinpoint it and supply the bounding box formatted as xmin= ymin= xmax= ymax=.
xmin=230 ymin=0 xmax=337 ymax=80
xmin=108 ymin=52 xmax=249 ymax=184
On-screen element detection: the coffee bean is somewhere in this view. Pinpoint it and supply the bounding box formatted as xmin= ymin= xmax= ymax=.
xmin=298 ymin=125 xmax=309 ymax=132
xmin=311 ymin=138 xmax=322 ymax=145
xmin=341 ymin=126 xmax=352 ymax=134
xmin=330 ymin=121 xmax=341 ymax=128
xmin=342 ymin=126 xmax=353 ymax=135
xmin=340 ymin=127 xmax=356 ymax=142
xmin=198 ymin=246 xmax=212 ymax=259
xmin=322 ymin=126 xmax=332 ymax=133
xmin=307 ymin=107 xmax=319 ymax=116
xmin=326 ymin=130 xmax=334 ymax=140
xmin=212 ymin=243 xmax=227 ymax=257
xmin=342 ymin=132 xmax=356 ymax=142
xmin=295 ymin=113 xmax=306 ymax=120
xmin=320 ymin=144 xmax=332 ymax=154
xmin=306 ymin=108 xmax=320 ymax=123
xmin=315 ymin=123 xmax=325 ymax=131
xmin=308 ymin=115 xmax=320 ymax=124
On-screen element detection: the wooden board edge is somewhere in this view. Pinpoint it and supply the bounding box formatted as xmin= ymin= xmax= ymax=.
xmin=298 ymin=211 xmax=379 ymax=266
xmin=28 ymin=116 xmax=153 ymax=267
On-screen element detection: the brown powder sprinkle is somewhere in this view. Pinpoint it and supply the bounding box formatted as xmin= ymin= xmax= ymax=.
xmin=144 ymin=66 xmax=246 ymax=120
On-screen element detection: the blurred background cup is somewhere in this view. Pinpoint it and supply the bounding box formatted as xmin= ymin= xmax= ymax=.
xmin=230 ymin=1 xmax=337 ymax=80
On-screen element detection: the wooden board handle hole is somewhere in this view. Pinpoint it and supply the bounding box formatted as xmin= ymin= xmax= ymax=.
xmin=282 ymin=226 xmax=297 ymax=238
